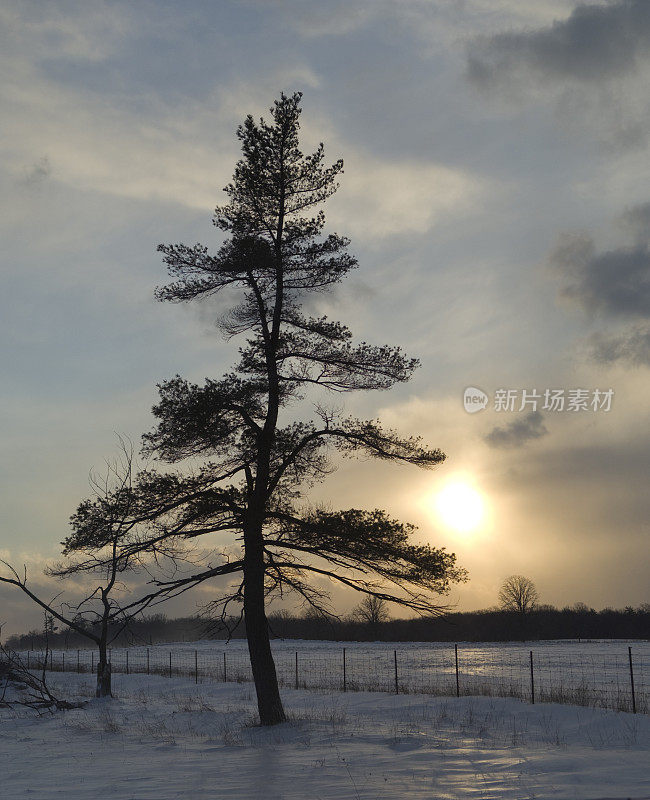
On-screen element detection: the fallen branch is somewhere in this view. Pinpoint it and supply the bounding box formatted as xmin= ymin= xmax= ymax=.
xmin=0 ymin=646 xmax=85 ymax=713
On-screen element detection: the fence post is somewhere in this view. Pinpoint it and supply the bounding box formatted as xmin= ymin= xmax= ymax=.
xmin=295 ymin=652 xmax=298 ymax=690
xmin=77 ymin=650 xmax=80 ymax=674
xmin=530 ymin=651 xmax=535 ymax=705
xmin=394 ymin=650 xmax=399 ymax=694
xmin=146 ymin=648 xmax=150 ymax=675
xmin=343 ymin=648 xmax=347 ymax=692
xmin=628 ymin=646 xmax=637 ymax=714
xmin=126 ymin=649 xmax=129 ymax=676
xmin=223 ymin=651 xmax=227 ymax=682
xmin=195 ymin=650 xmax=198 ymax=684
xmin=455 ymin=644 xmax=460 ymax=697
xmin=169 ymin=651 xmax=172 ymax=678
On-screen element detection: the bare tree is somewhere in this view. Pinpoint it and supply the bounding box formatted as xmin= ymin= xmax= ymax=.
xmin=352 ymin=596 xmax=391 ymax=634
xmin=498 ymin=575 xmax=539 ymax=616
xmin=0 ymin=443 xmax=159 ymax=697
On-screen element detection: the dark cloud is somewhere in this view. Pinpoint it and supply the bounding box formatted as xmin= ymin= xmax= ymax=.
xmin=467 ymin=1 xmax=650 ymax=88
xmin=590 ymin=324 xmax=650 ymax=366
xmin=620 ymin=202 xmax=650 ymax=245
xmin=484 ymin=410 xmax=548 ymax=449
xmin=20 ymin=156 xmax=51 ymax=187
xmin=550 ymin=228 xmax=650 ymax=318
xmin=552 ymin=203 xmax=650 ymax=364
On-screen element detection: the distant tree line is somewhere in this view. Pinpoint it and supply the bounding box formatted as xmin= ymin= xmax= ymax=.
xmin=7 ymin=603 xmax=648 ymax=650
xmin=4 ymin=614 xmax=205 ymax=651
xmin=265 ymin=604 xmax=650 ymax=642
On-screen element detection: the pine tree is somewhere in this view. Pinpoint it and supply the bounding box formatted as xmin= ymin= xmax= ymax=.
xmin=72 ymin=93 xmax=466 ymax=725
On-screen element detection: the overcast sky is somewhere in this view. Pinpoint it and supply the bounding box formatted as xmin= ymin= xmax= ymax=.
xmin=2 ymin=0 xmax=649 ymax=634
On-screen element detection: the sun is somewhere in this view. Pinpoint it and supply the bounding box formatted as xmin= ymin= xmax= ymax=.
xmin=434 ymin=481 xmax=485 ymax=534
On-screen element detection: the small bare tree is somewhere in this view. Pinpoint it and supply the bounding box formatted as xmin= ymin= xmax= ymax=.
xmin=498 ymin=575 xmax=539 ymax=616
xmin=0 ymin=442 xmax=158 ymax=697
xmin=352 ymin=596 xmax=391 ymax=635
xmin=0 ymin=562 xmax=123 ymax=697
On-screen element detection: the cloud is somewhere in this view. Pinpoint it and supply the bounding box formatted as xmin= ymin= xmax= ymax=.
xmin=327 ymin=155 xmax=486 ymax=241
xmin=467 ymin=0 xmax=650 ymax=88
xmin=0 ymin=5 xmax=322 ymax=213
xmin=0 ymin=68 xmax=323 ymax=213
xmin=620 ymin=201 xmax=650 ymax=244
xmin=590 ymin=324 xmax=650 ymax=367
xmin=20 ymin=155 xmax=51 ymax=186
xmin=281 ymin=0 xmax=376 ymax=37
xmin=0 ymin=2 xmax=485 ymax=244
xmin=484 ymin=410 xmax=548 ymax=449
xmin=550 ymin=203 xmax=650 ymax=368
xmin=466 ymin=1 xmax=650 ymax=149
xmin=550 ymin=229 xmax=650 ymax=318
xmin=0 ymin=1 xmax=131 ymax=63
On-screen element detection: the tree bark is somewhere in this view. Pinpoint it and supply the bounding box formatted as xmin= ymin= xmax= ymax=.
xmin=243 ymin=520 xmax=286 ymax=725
xmin=239 ymin=186 xmax=287 ymax=725
xmin=96 ymin=650 xmax=112 ymax=697
xmin=96 ymin=627 xmax=112 ymax=697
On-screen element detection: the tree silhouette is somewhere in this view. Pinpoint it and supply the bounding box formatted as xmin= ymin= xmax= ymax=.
xmin=0 ymin=557 xmax=129 ymax=698
xmin=498 ymin=575 xmax=539 ymax=616
xmin=352 ymin=595 xmax=391 ymax=638
xmin=0 ymin=442 xmax=160 ymax=697
xmin=71 ymin=92 xmax=466 ymax=725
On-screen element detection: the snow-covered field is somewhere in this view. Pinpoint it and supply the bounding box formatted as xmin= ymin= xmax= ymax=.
xmin=1 ymin=671 xmax=649 ymax=799
xmin=36 ymin=639 xmax=650 ymax=714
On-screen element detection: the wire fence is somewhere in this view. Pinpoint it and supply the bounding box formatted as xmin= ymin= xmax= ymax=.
xmin=25 ymin=643 xmax=648 ymax=714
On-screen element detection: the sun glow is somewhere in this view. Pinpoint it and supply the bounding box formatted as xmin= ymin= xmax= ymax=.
xmin=433 ymin=481 xmax=485 ymax=534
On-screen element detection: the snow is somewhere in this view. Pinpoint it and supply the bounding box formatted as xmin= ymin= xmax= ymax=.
xmin=1 ymin=670 xmax=649 ymax=799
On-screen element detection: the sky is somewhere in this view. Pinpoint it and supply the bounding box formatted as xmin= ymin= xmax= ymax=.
xmin=1 ymin=0 xmax=649 ymax=635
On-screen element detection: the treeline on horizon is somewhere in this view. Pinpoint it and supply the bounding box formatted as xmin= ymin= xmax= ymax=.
xmin=6 ymin=604 xmax=650 ymax=651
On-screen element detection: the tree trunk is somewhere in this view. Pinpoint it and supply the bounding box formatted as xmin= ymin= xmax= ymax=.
xmin=96 ymin=643 xmax=112 ymax=698
xmin=241 ymin=193 xmax=286 ymax=726
xmin=243 ymin=523 xmax=286 ymax=725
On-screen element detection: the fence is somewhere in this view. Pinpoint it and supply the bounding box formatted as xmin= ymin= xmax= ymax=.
xmin=24 ymin=643 xmax=648 ymax=714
